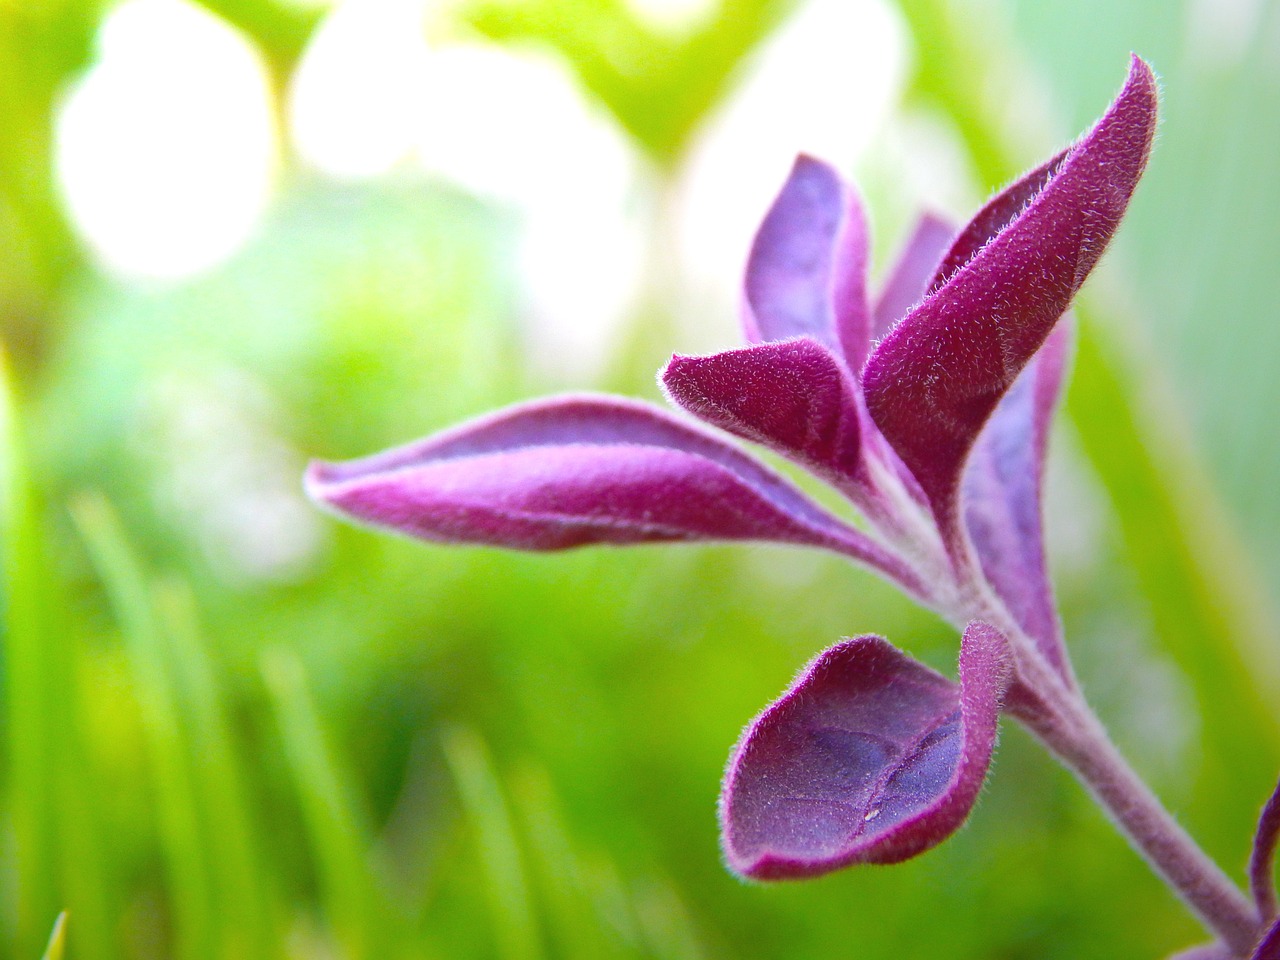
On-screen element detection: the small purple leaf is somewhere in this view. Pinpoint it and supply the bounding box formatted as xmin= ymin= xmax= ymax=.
xmin=1253 ymin=918 xmax=1280 ymax=960
xmin=963 ymin=322 xmax=1071 ymax=676
xmin=660 ymin=338 xmax=865 ymax=490
xmin=307 ymin=394 xmax=911 ymax=577
xmin=1251 ymin=774 xmax=1280 ymax=921
xmin=744 ymin=155 xmax=871 ymax=371
xmin=862 ymin=56 xmax=1157 ymax=544
xmin=720 ymin=621 xmax=1011 ymax=879
xmin=871 ymin=213 xmax=955 ymax=343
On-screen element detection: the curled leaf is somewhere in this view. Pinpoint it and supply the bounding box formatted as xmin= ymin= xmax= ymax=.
xmin=744 ymin=155 xmax=871 ymax=371
xmin=661 ymin=338 xmax=864 ymax=489
xmin=720 ymin=621 xmax=1011 ymax=879
xmin=307 ymin=395 xmax=912 ymax=579
xmin=863 ymin=56 xmax=1157 ymax=544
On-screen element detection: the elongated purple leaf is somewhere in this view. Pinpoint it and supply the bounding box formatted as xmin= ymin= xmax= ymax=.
xmin=863 ymin=56 xmax=1157 ymax=543
xmin=1251 ymin=774 xmax=1280 ymax=921
xmin=871 ymin=213 xmax=955 ymax=343
xmin=720 ymin=621 xmax=1011 ymax=879
xmin=660 ymin=338 xmax=865 ymax=489
xmin=1254 ymin=919 xmax=1280 ymax=960
xmin=963 ymin=322 xmax=1070 ymax=675
xmin=307 ymin=394 xmax=914 ymax=578
xmin=744 ymin=155 xmax=871 ymax=371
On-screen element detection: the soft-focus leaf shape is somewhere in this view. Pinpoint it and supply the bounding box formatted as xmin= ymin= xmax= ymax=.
xmin=963 ymin=323 xmax=1070 ymax=675
xmin=1164 ymin=945 xmax=1232 ymax=960
xmin=720 ymin=621 xmax=1010 ymax=879
xmin=661 ymin=337 xmax=864 ymax=488
xmin=870 ymin=212 xmax=955 ymax=343
xmin=862 ymin=56 xmax=1157 ymax=542
xmin=306 ymin=394 xmax=901 ymax=568
xmin=743 ymin=155 xmax=871 ymax=370
xmin=1252 ymin=774 xmax=1280 ymax=921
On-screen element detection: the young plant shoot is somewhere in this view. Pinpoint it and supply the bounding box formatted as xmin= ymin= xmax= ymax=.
xmin=307 ymin=57 xmax=1280 ymax=958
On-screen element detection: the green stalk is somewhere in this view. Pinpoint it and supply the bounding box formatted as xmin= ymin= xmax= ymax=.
xmin=71 ymin=493 xmax=214 ymax=960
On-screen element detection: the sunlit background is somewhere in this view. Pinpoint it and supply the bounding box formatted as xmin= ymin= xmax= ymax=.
xmin=3 ymin=0 xmax=1280 ymax=957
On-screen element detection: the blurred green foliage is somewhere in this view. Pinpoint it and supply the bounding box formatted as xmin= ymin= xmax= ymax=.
xmin=2 ymin=0 xmax=1280 ymax=958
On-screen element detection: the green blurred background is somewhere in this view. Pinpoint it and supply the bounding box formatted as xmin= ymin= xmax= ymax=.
xmin=3 ymin=0 xmax=1280 ymax=957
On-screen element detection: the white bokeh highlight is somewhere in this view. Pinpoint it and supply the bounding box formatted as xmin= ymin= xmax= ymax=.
xmin=416 ymin=43 xmax=644 ymax=380
xmin=292 ymin=1 xmax=645 ymax=381
xmin=54 ymin=0 xmax=278 ymax=281
xmin=289 ymin=0 xmax=433 ymax=178
xmin=675 ymin=0 xmax=908 ymax=346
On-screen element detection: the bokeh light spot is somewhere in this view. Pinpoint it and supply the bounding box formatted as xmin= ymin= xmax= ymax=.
xmin=54 ymin=0 xmax=279 ymax=282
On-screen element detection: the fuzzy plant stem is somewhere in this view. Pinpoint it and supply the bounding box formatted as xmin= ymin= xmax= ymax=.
xmin=1004 ymin=641 xmax=1262 ymax=957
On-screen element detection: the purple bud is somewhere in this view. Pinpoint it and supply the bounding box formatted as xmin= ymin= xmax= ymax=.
xmin=720 ymin=621 xmax=1011 ymax=879
xmin=743 ymin=155 xmax=871 ymax=372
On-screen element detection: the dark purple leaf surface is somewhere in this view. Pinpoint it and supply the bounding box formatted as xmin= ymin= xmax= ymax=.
xmin=307 ymin=394 xmax=900 ymax=567
xmin=862 ymin=56 xmax=1157 ymax=541
xmin=661 ymin=338 xmax=864 ymax=488
xmin=743 ymin=155 xmax=871 ymax=370
xmin=871 ymin=213 xmax=955 ymax=343
xmin=1251 ymin=774 xmax=1280 ymax=921
xmin=720 ymin=621 xmax=1010 ymax=879
xmin=963 ymin=323 xmax=1070 ymax=675
xmin=925 ymin=151 xmax=1067 ymax=296
xmin=1254 ymin=919 xmax=1280 ymax=960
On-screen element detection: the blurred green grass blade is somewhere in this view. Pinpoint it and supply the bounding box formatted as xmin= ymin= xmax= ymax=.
xmin=2 ymin=348 xmax=113 ymax=959
xmin=632 ymin=880 xmax=705 ymax=960
xmin=511 ymin=764 xmax=632 ymax=960
xmin=1067 ymin=324 xmax=1280 ymax=840
xmin=70 ymin=492 xmax=214 ymax=960
xmin=153 ymin=579 xmax=277 ymax=960
xmin=260 ymin=647 xmax=384 ymax=960
xmin=39 ymin=911 xmax=67 ymax=960
xmin=2 ymin=341 xmax=60 ymax=956
xmin=441 ymin=726 xmax=544 ymax=960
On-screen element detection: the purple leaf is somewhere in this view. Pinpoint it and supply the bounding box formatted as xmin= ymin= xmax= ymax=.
xmin=1251 ymin=774 xmax=1280 ymax=921
xmin=926 ymin=151 xmax=1067 ymax=296
xmin=963 ymin=322 xmax=1071 ymax=676
xmin=744 ymin=155 xmax=871 ymax=371
xmin=1253 ymin=918 xmax=1280 ymax=960
xmin=306 ymin=394 xmax=912 ymax=577
xmin=660 ymin=338 xmax=865 ymax=490
xmin=720 ymin=621 xmax=1011 ymax=879
xmin=862 ymin=56 xmax=1157 ymax=544
xmin=871 ymin=213 xmax=955 ymax=343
